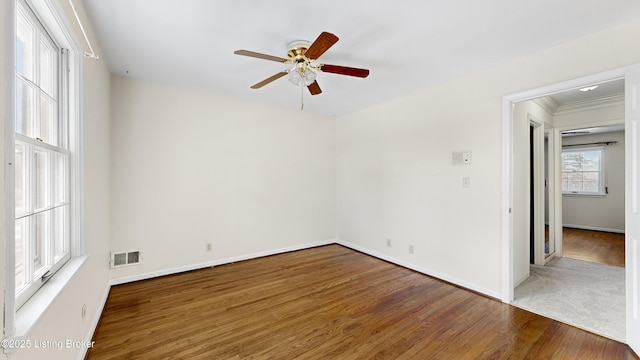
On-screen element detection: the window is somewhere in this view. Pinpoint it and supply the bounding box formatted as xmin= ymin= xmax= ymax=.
xmin=561 ymin=147 xmax=605 ymax=195
xmin=14 ymin=0 xmax=71 ymax=309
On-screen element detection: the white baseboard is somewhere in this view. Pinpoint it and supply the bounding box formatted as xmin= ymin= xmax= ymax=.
xmin=109 ymin=238 xmax=501 ymax=299
xmin=78 ymin=285 xmax=110 ymax=360
xmin=109 ymin=239 xmax=336 ymax=286
xmin=563 ymin=224 xmax=625 ymax=234
xmin=335 ymin=239 xmax=502 ymax=300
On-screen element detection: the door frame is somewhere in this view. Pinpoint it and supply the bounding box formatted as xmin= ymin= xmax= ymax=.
xmin=529 ymin=116 xmax=546 ymax=265
xmin=501 ymin=66 xmax=629 ymax=303
xmin=545 ymin=126 xmax=559 ymax=263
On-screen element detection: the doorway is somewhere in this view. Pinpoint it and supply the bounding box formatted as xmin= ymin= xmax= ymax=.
xmin=503 ymin=69 xmax=638 ymax=344
xmin=529 ymin=119 xmax=552 ymax=266
xmin=518 ymin=118 xmax=626 ymax=341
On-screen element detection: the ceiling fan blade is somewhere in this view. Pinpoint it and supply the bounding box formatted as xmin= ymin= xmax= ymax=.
xmin=250 ymin=71 xmax=288 ymax=89
xmin=319 ymin=64 xmax=370 ymax=78
xmin=234 ymin=50 xmax=289 ymax=63
xmin=304 ymin=32 xmax=339 ymax=60
xmin=307 ymin=81 xmax=322 ymax=95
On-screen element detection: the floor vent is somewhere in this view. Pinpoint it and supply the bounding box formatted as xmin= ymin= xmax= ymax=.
xmin=110 ymin=250 xmax=142 ymax=268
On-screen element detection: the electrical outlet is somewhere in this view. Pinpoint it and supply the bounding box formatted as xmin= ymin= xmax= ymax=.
xmin=205 ymin=243 xmax=213 ymax=252
xmin=409 ymin=245 xmax=414 ymax=254
xmin=386 ymin=239 xmax=391 ymax=247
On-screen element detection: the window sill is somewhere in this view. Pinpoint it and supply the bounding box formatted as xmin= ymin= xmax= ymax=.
xmin=562 ymin=193 xmax=606 ymax=198
xmin=14 ymin=255 xmax=89 ymax=337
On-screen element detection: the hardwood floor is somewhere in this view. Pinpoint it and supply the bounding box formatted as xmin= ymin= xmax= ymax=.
xmin=562 ymin=227 xmax=625 ymax=267
xmin=86 ymin=245 xmax=637 ymax=359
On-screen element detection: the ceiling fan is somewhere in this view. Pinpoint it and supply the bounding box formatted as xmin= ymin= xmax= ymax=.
xmin=234 ymin=31 xmax=370 ymax=108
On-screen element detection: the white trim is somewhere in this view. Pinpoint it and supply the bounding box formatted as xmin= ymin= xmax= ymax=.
xmin=77 ymin=282 xmax=109 ymax=360
xmin=501 ymin=97 xmax=514 ymax=303
xmin=66 ymin=0 xmax=98 ymax=59
xmin=552 ymin=127 xmax=564 ymax=258
xmin=336 ymin=240 xmax=502 ymax=300
xmin=501 ymin=66 xmax=630 ymax=304
xmin=13 ymin=255 xmax=88 ymax=337
xmin=3 ymin=0 xmax=18 ymax=341
xmin=532 ymin=96 xmax=560 ymax=115
xmin=563 ymin=224 xmax=625 ymax=234
xmin=529 ymin=115 xmax=546 ymax=266
xmin=109 ymin=239 xmax=336 ymax=286
xmin=555 ymin=94 xmax=624 ymax=116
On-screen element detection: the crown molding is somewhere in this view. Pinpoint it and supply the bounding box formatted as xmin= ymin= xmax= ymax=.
xmin=554 ymin=94 xmax=624 ymax=116
xmin=532 ymin=96 xmax=560 ymax=115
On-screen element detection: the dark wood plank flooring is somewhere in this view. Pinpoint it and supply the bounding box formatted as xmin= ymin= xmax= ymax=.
xmin=563 ymin=227 xmax=625 ymax=267
xmin=86 ymin=244 xmax=637 ymax=359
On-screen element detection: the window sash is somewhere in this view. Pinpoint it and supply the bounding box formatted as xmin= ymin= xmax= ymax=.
xmin=13 ymin=0 xmax=71 ymax=310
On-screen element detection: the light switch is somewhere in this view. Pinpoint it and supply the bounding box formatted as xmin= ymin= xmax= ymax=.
xmin=462 ymin=177 xmax=471 ymax=188
xmin=452 ymin=151 xmax=472 ymax=165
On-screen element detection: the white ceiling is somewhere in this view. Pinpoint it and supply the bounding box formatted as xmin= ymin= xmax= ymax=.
xmin=82 ymin=0 xmax=640 ymax=116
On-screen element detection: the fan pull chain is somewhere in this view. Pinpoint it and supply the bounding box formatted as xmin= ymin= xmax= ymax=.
xmin=300 ymin=81 xmax=305 ymax=110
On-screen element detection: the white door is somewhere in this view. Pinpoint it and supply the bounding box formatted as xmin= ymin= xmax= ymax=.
xmin=626 ymin=64 xmax=640 ymax=354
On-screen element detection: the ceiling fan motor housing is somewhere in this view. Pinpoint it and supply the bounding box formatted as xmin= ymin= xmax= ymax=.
xmin=287 ymin=40 xmax=312 ymax=62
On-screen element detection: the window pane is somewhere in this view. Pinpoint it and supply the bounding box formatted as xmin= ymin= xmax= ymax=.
xmin=567 ymin=172 xmax=582 ymax=192
xmin=53 ymin=206 xmax=68 ymax=260
xmin=39 ymin=95 xmax=58 ymax=145
xmin=15 ymin=144 xmax=27 ymax=215
xmin=583 ymin=181 xmax=599 ymax=192
xmin=15 ymin=218 xmax=28 ymax=291
xmin=562 ymin=152 xmax=582 ymax=171
xmin=16 ymin=78 xmax=35 ymax=137
xmin=54 ymin=153 xmax=67 ymax=205
xmin=581 ymin=151 xmax=600 ymax=171
xmin=34 ymin=212 xmax=49 ymax=274
xmin=39 ymin=37 xmax=57 ymax=98
xmin=34 ymin=150 xmax=50 ymax=210
xmin=583 ymin=172 xmax=599 ymax=181
xmin=16 ymin=11 xmax=35 ymax=80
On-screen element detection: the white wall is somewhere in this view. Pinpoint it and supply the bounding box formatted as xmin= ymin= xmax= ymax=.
xmin=336 ymin=19 xmax=640 ymax=297
xmin=109 ymin=77 xmax=336 ymax=281
xmin=2 ymin=0 xmax=112 ymax=359
xmin=561 ymin=131 xmax=625 ymax=232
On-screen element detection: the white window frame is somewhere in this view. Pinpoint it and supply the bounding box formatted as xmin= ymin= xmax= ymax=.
xmin=561 ymin=146 xmax=606 ymax=196
xmin=3 ymin=0 xmax=83 ymax=350
xmin=14 ymin=0 xmax=71 ymax=309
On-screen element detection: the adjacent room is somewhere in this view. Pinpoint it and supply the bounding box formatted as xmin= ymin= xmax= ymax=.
xmin=3 ymin=1 xmax=640 ymax=359
xmin=511 ymin=81 xmax=627 ymax=341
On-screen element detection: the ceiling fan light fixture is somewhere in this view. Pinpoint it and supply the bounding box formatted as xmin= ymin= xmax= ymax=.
xmin=288 ymin=66 xmax=316 ymax=86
